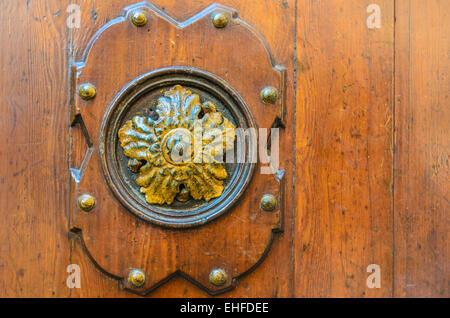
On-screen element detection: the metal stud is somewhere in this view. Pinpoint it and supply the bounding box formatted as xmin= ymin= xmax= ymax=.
xmin=260 ymin=87 xmax=279 ymax=104
xmin=77 ymin=194 xmax=95 ymax=212
xmin=211 ymin=12 xmax=228 ymax=28
xmin=128 ymin=269 xmax=146 ymax=287
xmin=78 ymin=83 xmax=96 ymax=100
xmin=131 ymin=10 xmax=148 ymax=27
xmin=260 ymin=194 xmax=277 ymax=211
xmin=176 ymin=187 xmax=190 ymax=202
xmin=209 ymin=268 xmax=227 ymax=286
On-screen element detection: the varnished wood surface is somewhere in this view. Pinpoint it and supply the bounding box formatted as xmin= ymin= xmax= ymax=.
xmin=0 ymin=0 xmax=447 ymax=297
xmin=295 ymin=0 xmax=394 ymax=297
xmin=394 ymin=0 xmax=448 ymax=297
xmin=0 ymin=0 xmax=70 ymax=297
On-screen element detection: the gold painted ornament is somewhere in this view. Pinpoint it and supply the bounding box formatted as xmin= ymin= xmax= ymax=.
xmin=118 ymin=85 xmax=236 ymax=205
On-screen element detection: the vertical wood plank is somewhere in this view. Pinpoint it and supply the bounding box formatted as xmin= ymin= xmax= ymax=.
xmin=70 ymin=0 xmax=295 ymax=298
xmin=394 ymin=0 xmax=449 ymax=297
xmin=0 ymin=0 xmax=70 ymax=297
xmin=295 ymin=0 xmax=394 ymax=297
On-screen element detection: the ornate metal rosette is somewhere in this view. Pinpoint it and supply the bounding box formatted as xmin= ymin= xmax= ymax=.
xmin=118 ymin=85 xmax=236 ymax=205
xmin=99 ymin=67 xmax=256 ymax=228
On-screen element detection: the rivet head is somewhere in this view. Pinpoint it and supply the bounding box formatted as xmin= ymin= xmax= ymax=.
xmin=212 ymin=12 xmax=228 ymax=28
xmin=260 ymin=194 xmax=277 ymax=211
xmin=209 ymin=268 xmax=227 ymax=286
xmin=131 ymin=10 xmax=148 ymax=26
xmin=79 ymin=83 xmax=96 ymax=100
xmin=260 ymin=87 xmax=279 ymax=104
xmin=77 ymin=194 xmax=95 ymax=212
xmin=128 ymin=269 xmax=146 ymax=287
xmin=176 ymin=187 xmax=190 ymax=202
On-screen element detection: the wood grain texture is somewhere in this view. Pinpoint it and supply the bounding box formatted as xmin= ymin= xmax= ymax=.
xmin=0 ymin=0 xmax=70 ymax=297
xmin=394 ymin=0 xmax=449 ymax=297
xmin=294 ymin=0 xmax=394 ymax=297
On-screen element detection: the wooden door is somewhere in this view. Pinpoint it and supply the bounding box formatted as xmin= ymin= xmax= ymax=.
xmin=0 ymin=0 xmax=447 ymax=298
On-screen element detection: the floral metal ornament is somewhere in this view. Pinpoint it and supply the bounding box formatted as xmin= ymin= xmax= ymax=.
xmin=118 ymin=85 xmax=236 ymax=205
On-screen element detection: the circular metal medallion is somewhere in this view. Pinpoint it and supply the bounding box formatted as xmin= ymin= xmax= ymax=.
xmin=100 ymin=67 xmax=256 ymax=228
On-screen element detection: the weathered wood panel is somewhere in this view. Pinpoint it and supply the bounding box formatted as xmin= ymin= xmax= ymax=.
xmin=0 ymin=0 xmax=70 ymax=297
xmin=394 ymin=0 xmax=449 ymax=297
xmin=294 ymin=0 xmax=394 ymax=297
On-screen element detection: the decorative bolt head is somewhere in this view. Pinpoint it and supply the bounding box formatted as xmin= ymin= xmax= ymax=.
xmin=131 ymin=10 xmax=148 ymax=27
xmin=212 ymin=12 xmax=228 ymax=28
xmin=77 ymin=194 xmax=95 ymax=212
xmin=79 ymin=83 xmax=96 ymax=100
xmin=176 ymin=187 xmax=190 ymax=202
xmin=260 ymin=87 xmax=279 ymax=104
xmin=128 ymin=269 xmax=146 ymax=287
xmin=260 ymin=194 xmax=277 ymax=211
xmin=209 ymin=268 xmax=227 ymax=286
